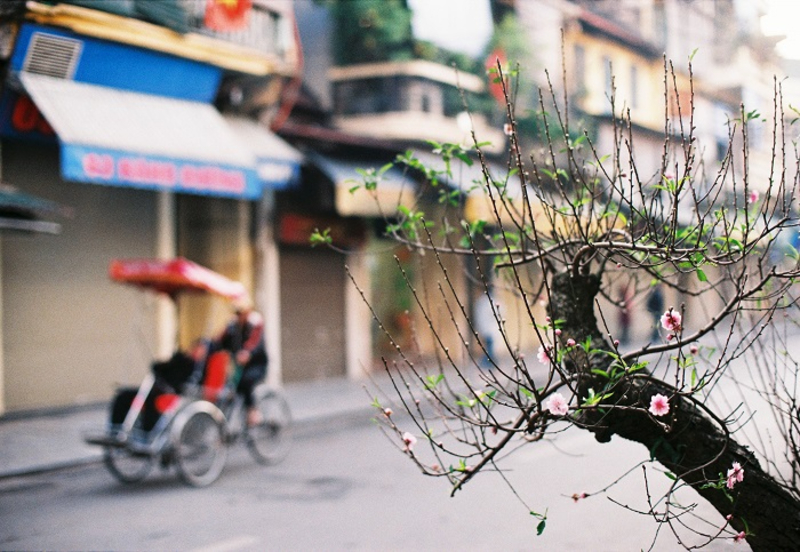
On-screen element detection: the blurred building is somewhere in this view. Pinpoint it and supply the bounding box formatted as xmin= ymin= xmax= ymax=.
xmin=283 ymin=0 xmax=788 ymax=361
xmin=0 ymin=0 xmax=302 ymax=413
xmin=514 ymin=0 xmax=783 ymax=199
xmin=281 ymin=0 xmax=513 ymax=374
xmin=0 ymin=0 xmax=789 ymax=414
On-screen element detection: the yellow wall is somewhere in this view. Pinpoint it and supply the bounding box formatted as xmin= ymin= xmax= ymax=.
xmin=565 ymin=29 xmax=665 ymax=132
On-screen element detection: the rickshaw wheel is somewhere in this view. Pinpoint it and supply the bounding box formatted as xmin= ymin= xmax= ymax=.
xmin=172 ymin=401 xmax=228 ymax=487
xmin=104 ymin=446 xmax=153 ymax=484
xmin=246 ymin=387 xmax=292 ymax=465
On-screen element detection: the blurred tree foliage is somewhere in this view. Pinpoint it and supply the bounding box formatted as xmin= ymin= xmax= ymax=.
xmin=315 ymin=0 xmax=415 ymax=65
xmin=317 ymin=0 xmax=488 ymax=75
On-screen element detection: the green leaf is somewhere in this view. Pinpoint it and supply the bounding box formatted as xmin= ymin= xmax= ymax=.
xmin=537 ymin=520 xmax=546 ymax=536
xmin=696 ymin=268 xmax=707 ymax=282
xmin=453 ymin=151 xmax=474 ymax=166
xmin=628 ymin=361 xmax=648 ymax=373
xmin=309 ymin=228 xmax=332 ymax=247
xmin=455 ymin=395 xmax=477 ymax=408
xmin=425 ymin=374 xmax=445 ymax=390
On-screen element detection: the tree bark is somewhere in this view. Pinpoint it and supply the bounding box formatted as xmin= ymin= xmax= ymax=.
xmin=549 ymin=271 xmax=800 ymax=550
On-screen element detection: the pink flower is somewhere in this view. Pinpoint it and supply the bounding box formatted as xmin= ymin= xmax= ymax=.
xmin=555 ymin=329 xmax=562 ymax=336
xmin=689 ymin=344 xmax=698 ymax=355
xmin=726 ymin=462 xmax=744 ymax=489
xmin=660 ymin=309 xmax=682 ymax=332
xmin=545 ymin=392 xmax=569 ymax=416
xmin=734 ymin=531 xmax=746 ymax=543
xmin=402 ymin=431 xmax=417 ymax=451
xmin=503 ymin=123 xmax=513 ymax=136
xmin=566 ymin=338 xmax=576 ymax=347
xmin=649 ymin=393 xmax=670 ymax=417
xmin=747 ymin=190 xmax=759 ymax=204
xmin=383 ymin=408 xmax=393 ymax=417
xmin=537 ymin=344 xmax=553 ymax=365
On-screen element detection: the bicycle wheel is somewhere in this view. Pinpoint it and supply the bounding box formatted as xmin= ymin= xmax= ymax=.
xmin=246 ymin=387 xmax=292 ymax=465
xmin=172 ymin=402 xmax=228 ymax=487
xmin=103 ymin=446 xmax=153 ymax=484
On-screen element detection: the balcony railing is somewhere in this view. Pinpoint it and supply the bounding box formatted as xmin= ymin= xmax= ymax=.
xmin=52 ymin=0 xmax=292 ymax=58
xmin=179 ymin=0 xmax=291 ymax=58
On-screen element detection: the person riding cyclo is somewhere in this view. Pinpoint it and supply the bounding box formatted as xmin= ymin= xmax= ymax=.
xmin=212 ymin=297 xmax=268 ymax=427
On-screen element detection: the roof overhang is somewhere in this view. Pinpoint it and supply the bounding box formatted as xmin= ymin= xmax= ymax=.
xmin=224 ymin=116 xmax=302 ymax=190
xmin=329 ymin=60 xmax=485 ymax=92
xmin=308 ymin=152 xmax=418 ymax=218
xmin=20 ymin=72 xmax=265 ymax=198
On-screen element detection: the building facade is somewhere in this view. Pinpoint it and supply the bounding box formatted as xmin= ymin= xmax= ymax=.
xmin=0 ymin=0 xmax=302 ymax=413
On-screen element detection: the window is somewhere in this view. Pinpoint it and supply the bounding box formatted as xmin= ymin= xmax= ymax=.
xmin=574 ymin=44 xmax=586 ymax=93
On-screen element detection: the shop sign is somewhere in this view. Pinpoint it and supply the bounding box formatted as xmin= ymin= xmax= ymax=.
xmin=62 ymin=145 xmax=261 ymax=199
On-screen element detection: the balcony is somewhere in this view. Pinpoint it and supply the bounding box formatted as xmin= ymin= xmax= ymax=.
xmin=329 ymin=60 xmax=505 ymax=153
xmin=20 ymin=0 xmax=299 ymax=77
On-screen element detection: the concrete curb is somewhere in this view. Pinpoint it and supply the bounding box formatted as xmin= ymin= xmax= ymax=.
xmin=0 ymin=402 xmax=378 ymax=480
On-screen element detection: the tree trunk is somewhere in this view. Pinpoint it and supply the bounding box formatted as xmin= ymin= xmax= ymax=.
xmin=549 ymin=271 xmax=800 ymax=550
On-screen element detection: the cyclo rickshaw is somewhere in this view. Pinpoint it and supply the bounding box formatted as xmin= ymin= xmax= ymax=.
xmin=84 ymin=257 xmax=291 ymax=487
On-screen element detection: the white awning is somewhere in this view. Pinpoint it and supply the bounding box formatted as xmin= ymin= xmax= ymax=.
xmin=223 ymin=116 xmax=302 ymax=189
xmin=19 ymin=72 xmax=264 ymax=199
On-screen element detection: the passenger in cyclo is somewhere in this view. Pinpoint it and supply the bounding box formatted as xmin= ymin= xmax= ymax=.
xmin=108 ymin=298 xmax=267 ymax=432
xmin=108 ymin=340 xmax=207 ymax=432
xmin=213 ymin=297 xmax=268 ymax=427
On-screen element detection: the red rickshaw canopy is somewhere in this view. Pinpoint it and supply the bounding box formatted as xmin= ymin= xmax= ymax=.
xmin=109 ymin=257 xmax=248 ymax=300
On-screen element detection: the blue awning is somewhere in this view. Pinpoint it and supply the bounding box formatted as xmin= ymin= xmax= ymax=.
xmin=18 ymin=72 xmax=296 ymax=199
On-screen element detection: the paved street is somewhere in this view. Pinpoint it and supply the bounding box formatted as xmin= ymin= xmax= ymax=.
xmin=0 ymin=412 xmax=746 ymax=551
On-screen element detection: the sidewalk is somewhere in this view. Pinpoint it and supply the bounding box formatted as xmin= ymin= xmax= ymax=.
xmin=0 ymin=375 xmax=383 ymax=480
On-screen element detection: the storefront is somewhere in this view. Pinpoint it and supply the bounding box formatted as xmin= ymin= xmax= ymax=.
xmin=0 ymin=22 xmax=301 ymax=413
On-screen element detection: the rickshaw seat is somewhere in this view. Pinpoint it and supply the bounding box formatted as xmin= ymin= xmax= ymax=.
xmin=203 ymin=351 xmax=229 ymax=402
xmin=154 ymin=393 xmax=180 ymax=414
